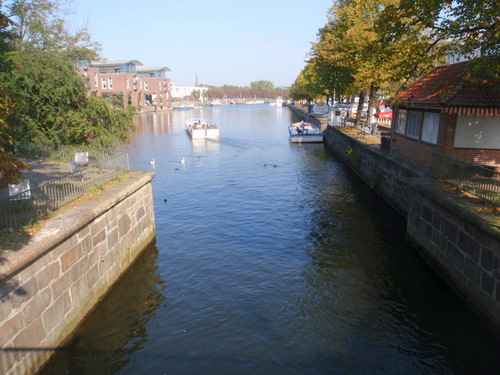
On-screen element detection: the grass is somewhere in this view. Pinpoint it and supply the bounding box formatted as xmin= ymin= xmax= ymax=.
xmin=0 ymin=217 xmax=46 ymax=252
xmin=0 ymin=173 xmax=129 ymax=253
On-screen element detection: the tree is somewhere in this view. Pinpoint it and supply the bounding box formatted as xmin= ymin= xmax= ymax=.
xmin=0 ymin=7 xmax=30 ymax=184
xmin=289 ymin=63 xmax=323 ymax=103
xmin=1 ymin=49 xmax=136 ymax=147
xmin=4 ymin=0 xmax=100 ymax=60
xmin=377 ymin=0 xmax=500 ymax=78
xmin=250 ymin=80 xmax=274 ymax=91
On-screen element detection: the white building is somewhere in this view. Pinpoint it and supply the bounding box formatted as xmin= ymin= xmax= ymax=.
xmin=171 ymin=84 xmax=208 ymax=100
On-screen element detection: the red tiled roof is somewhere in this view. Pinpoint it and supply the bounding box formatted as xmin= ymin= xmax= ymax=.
xmin=394 ymin=61 xmax=500 ymax=109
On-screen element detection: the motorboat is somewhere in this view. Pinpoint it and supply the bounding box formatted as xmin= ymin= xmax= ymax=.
xmin=185 ymin=118 xmax=220 ymax=139
xmin=270 ymin=97 xmax=283 ymax=107
xmin=289 ymin=121 xmax=323 ymax=143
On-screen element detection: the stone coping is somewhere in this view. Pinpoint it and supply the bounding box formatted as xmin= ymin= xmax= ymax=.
xmin=0 ymin=170 xmax=155 ymax=282
xmin=408 ymin=177 xmax=500 ymax=241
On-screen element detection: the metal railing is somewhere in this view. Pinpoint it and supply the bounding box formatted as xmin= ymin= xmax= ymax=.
xmin=0 ymin=150 xmax=130 ymax=229
xmin=432 ymin=153 xmax=500 ymax=206
xmin=15 ymin=142 xmax=118 ymax=164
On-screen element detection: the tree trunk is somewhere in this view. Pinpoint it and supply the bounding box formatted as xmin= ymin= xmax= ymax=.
xmin=354 ymin=90 xmax=366 ymax=127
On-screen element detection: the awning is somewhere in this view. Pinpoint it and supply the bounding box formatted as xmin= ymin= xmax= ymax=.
xmin=442 ymin=107 xmax=500 ymax=116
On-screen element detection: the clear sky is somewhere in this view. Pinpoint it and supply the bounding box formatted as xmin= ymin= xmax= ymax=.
xmin=67 ymin=0 xmax=333 ymax=87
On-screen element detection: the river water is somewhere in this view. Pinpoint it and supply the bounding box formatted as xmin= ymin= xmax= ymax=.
xmin=40 ymin=105 xmax=500 ymax=374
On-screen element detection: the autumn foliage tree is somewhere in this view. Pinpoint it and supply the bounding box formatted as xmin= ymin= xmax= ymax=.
xmin=290 ymin=0 xmax=499 ymax=114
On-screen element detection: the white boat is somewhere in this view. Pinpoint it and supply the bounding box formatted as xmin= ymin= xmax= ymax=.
xmin=289 ymin=121 xmax=323 ymax=143
xmin=270 ymin=97 xmax=283 ymax=107
xmin=185 ymin=118 xmax=220 ymax=139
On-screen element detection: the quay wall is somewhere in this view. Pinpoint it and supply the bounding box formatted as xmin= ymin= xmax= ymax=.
xmin=0 ymin=171 xmax=156 ymax=375
xmin=316 ymin=119 xmax=500 ymax=332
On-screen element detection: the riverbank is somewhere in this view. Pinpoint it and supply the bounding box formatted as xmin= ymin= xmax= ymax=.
xmin=0 ymin=170 xmax=156 ymax=375
xmin=290 ymin=103 xmax=500 ymax=333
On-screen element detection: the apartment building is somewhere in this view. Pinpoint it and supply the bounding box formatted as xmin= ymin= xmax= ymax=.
xmin=77 ymin=60 xmax=173 ymax=110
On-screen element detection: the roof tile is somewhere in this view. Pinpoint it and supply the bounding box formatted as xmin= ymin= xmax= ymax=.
xmin=395 ymin=61 xmax=500 ymax=109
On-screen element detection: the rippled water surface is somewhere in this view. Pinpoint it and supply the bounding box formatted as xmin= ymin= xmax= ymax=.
xmin=41 ymin=105 xmax=500 ymax=374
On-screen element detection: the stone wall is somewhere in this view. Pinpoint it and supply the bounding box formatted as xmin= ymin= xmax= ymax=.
xmin=323 ymin=125 xmax=426 ymax=216
xmin=322 ymin=125 xmax=500 ymax=331
xmin=407 ymin=179 xmax=500 ymax=329
xmin=0 ymin=171 xmax=156 ymax=375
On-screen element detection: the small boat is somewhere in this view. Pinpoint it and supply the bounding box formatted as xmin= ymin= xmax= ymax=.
xmin=289 ymin=121 xmax=323 ymax=143
xmin=270 ymin=97 xmax=283 ymax=107
xmin=185 ymin=118 xmax=220 ymax=139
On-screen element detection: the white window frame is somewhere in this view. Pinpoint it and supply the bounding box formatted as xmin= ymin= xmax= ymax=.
xmin=406 ymin=111 xmax=422 ymax=139
xmin=93 ymin=73 xmax=98 ymax=87
xmin=395 ymin=110 xmax=407 ymax=135
xmin=421 ymin=112 xmax=440 ymax=144
xmin=101 ymin=77 xmax=106 ymax=89
xmin=108 ymin=77 xmax=113 ymax=90
xmin=144 ymin=81 xmax=149 ymax=90
xmin=126 ymin=77 xmax=130 ymax=89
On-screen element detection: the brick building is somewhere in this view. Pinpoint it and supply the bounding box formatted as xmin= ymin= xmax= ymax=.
xmin=389 ymin=60 xmax=500 ymax=171
xmin=78 ymin=60 xmax=173 ymax=110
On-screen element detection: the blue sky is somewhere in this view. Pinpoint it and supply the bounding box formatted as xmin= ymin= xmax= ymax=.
xmin=67 ymin=0 xmax=333 ymax=87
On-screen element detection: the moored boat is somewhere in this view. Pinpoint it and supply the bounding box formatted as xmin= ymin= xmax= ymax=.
xmin=289 ymin=121 xmax=323 ymax=143
xmin=185 ymin=118 xmax=220 ymax=139
xmin=270 ymin=97 xmax=283 ymax=107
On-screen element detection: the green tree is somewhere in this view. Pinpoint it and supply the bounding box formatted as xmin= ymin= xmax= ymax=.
xmin=0 ymin=7 xmax=30 ymax=184
xmin=1 ymin=49 xmax=135 ymax=147
xmin=377 ymin=0 xmax=499 ymax=78
xmin=289 ymin=63 xmax=323 ymax=103
xmin=4 ymin=0 xmax=100 ymax=60
xmin=250 ymin=80 xmax=274 ymax=91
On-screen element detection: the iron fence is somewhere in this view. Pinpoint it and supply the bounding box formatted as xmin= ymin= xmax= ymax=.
xmin=15 ymin=142 xmax=118 ymax=164
xmin=0 ymin=151 xmax=130 ymax=229
xmin=432 ymin=153 xmax=500 ymax=206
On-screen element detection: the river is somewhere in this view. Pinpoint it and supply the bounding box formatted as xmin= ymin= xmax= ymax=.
xmin=40 ymin=105 xmax=500 ymax=374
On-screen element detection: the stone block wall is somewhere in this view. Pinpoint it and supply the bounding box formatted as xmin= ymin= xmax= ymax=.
xmin=323 ymin=125 xmax=425 ymax=216
xmin=406 ymin=179 xmax=500 ymax=329
xmin=323 ymin=125 xmax=500 ymax=331
xmin=0 ymin=171 xmax=156 ymax=375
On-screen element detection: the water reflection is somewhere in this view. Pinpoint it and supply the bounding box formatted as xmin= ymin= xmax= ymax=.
xmin=191 ymin=138 xmax=220 ymax=153
xmin=134 ymin=111 xmax=174 ymax=135
xmin=39 ymin=244 xmax=164 ymax=375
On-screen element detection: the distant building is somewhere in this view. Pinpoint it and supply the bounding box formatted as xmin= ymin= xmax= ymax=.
xmin=77 ymin=59 xmax=173 ymax=110
xmin=171 ymin=84 xmax=208 ymax=101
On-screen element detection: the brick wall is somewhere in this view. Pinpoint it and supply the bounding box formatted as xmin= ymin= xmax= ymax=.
xmin=389 ymin=108 xmax=500 ymax=171
xmin=442 ymin=114 xmax=500 ymax=168
xmin=0 ymin=171 xmax=156 ymax=375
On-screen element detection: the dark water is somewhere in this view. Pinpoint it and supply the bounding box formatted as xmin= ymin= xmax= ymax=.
xmin=41 ymin=105 xmax=500 ymax=375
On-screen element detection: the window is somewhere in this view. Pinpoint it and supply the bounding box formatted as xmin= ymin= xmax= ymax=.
xmin=101 ymin=77 xmax=106 ymax=89
xmin=144 ymin=81 xmax=149 ymax=90
xmin=126 ymin=77 xmax=130 ymax=89
xmin=454 ymin=115 xmax=500 ymax=149
xmin=395 ymin=110 xmax=407 ymax=134
xmin=94 ymin=73 xmax=98 ymax=87
xmin=421 ymin=112 xmax=440 ymax=144
xmin=406 ymin=111 xmax=422 ymax=139
xmin=159 ymin=81 xmax=162 ymax=90
xmin=108 ymin=77 xmax=113 ymax=89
